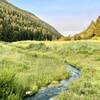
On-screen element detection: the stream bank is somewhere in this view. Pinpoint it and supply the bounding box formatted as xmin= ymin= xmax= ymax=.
xmin=24 ymin=63 xmax=80 ymax=100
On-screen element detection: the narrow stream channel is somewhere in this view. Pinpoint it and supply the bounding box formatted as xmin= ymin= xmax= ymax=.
xmin=24 ymin=63 xmax=80 ymax=100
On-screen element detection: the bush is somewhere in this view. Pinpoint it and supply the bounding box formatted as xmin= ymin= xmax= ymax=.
xmin=0 ymin=69 xmax=16 ymax=99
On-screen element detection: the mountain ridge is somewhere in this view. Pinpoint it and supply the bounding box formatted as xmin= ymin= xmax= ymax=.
xmin=73 ymin=16 xmax=100 ymax=40
xmin=0 ymin=0 xmax=62 ymax=41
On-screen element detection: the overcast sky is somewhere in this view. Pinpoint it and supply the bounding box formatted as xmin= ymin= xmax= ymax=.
xmin=8 ymin=0 xmax=100 ymax=36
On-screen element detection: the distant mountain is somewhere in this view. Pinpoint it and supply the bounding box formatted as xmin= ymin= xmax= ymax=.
xmin=0 ymin=0 xmax=62 ymax=42
xmin=73 ymin=16 xmax=100 ymax=40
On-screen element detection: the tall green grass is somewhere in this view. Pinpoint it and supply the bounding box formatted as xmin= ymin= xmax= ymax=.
xmin=0 ymin=41 xmax=68 ymax=100
xmin=0 ymin=40 xmax=100 ymax=100
xmin=57 ymin=41 xmax=100 ymax=100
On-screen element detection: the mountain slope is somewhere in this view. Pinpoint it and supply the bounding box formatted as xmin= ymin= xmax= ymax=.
xmin=73 ymin=16 xmax=100 ymax=40
xmin=95 ymin=16 xmax=100 ymax=36
xmin=79 ymin=21 xmax=96 ymax=39
xmin=0 ymin=0 xmax=62 ymax=41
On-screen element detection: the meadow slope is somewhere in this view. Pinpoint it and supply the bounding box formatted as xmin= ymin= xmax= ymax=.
xmin=0 ymin=41 xmax=68 ymax=100
xmin=0 ymin=40 xmax=100 ymax=100
xmin=58 ymin=40 xmax=100 ymax=100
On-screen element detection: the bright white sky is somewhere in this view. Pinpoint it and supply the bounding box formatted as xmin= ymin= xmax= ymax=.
xmin=8 ymin=0 xmax=100 ymax=36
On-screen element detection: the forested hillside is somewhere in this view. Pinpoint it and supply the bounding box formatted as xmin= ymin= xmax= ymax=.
xmin=73 ymin=16 xmax=100 ymax=40
xmin=0 ymin=0 xmax=61 ymax=42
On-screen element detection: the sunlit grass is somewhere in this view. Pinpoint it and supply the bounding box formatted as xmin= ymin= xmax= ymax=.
xmin=0 ymin=41 xmax=68 ymax=100
xmin=58 ymin=41 xmax=100 ymax=100
xmin=0 ymin=40 xmax=100 ymax=100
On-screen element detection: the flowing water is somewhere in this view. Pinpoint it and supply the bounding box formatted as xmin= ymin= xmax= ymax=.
xmin=24 ymin=63 xmax=80 ymax=100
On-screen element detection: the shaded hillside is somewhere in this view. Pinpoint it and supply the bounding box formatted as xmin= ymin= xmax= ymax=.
xmin=0 ymin=0 xmax=61 ymax=42
xmin=73 ymin=16 xmax=100 ymax=40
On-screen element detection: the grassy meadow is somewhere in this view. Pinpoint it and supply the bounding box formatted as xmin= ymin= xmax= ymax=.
xmin=58 ymin=40 xmax=100 ymax=100
xmin=0 ymin=41 xmax=69 ymax=100
xmin=0 ymin=40 xmax=100 ymax=100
